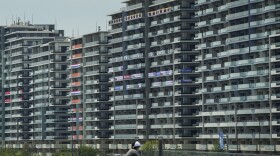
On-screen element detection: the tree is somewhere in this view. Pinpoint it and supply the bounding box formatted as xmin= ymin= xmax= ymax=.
xmin=141 ymin=140 xmax=159 ymax=151
xmin=53 ymin=148 xmax=71 ymax=156
xmin=76 ymin=146 xmax=98 ymax=156
xmin=211 ymin=140 xmax=223 ymax=152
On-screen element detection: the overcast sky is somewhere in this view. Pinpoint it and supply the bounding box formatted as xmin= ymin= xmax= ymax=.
xmin=0 ymin=0 xmax=124 ymax=37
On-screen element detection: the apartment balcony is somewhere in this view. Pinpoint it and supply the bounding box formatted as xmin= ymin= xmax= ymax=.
xmin=127 ymin=63 xmax=145 ymax=70
xmin=250 ymin=32 xmax=271 ymax=39
xmin=205 ymin=76 xmax=214 ymax=81
xmin=85 ymin=70 xmax=100 ymax=76
xmin=34 ymin=86 xmax=49 ymax=92
xmin=114 ymin=114 xmax=137 ymax=120
xmin=126 ymin=43 xmax=145 ymax=50
xmin=195 ymin=43 xmax=209 ymax=50
xmin=149 ymin=113 xmax=172 ymax=119
xmin=84 ymin=41 xmax=100 ymax=47
xmin=109 ymin=27 xmax=122 ymax=34
xmin=11 ymin=59 xmax=23 ymax=65
xmin=69 ymin=82 xmax=81 ymax=87
xmin=123 ymin=33 xmax=143 ymax=41
xmin=110 ymin=37 xmax=123 ymax=43
xmin=84 ymin=51 xmax=99 ymax=57
xmin=126 ymin=23 xmax=145 ymax=30
xmin=72 ymin=44 xmax=82 ymax=49
xmin=149 ymin=92 xmax=173 ymax=98
xmin=108 ymin=66 xmax=123 ymax=73
xmin=31 ymin=60 xmax=49 ymax=67
xmin=271 ymin=94 xmax=280 ymax=100
xmin=110 ymin=95 xmax=123 ymax=101
xmin=84 ymin=61 xmax=101 ymax=67
xmin=114 ymin=104 xmax=136 ymax=110
xmin=250 ymin=17 xmax=280 ymax=27
xmin=112 ymin=134 xmax=138 ymax=139
xmin=226 ymin=0 xmax=253 ymax=8
xmin=224 ymin=58 xmax=268 ymax=68
xmin=109 ymin=47 xmax=123 ymax=53
xmin=152 ymin=0 xmax=177 ymax=5
xmin=250 ymin=4 xmax=280 ymax=14
xmin=126 ymin=83 xmax=145 ymax=90
xmin=149 ymin=135 xmax=174 ymax=139
xmin=198 ymin=107 xmax=271 ymax=117
xmin=195 ymin=0 xmax=210 ymax=6
xmin=31 ymin=51 xmax=51 ymax=59
xmin=10 ymin=51 xmax=23 ymax=57
xmin=195 ymin=31 xmax=203 ymax=40
xmin=11 ymin=67 xmax=23 ymax=72
xmin=70 ymin=99 xmax=81 ymax=104
xmin=226 ymin=11 xmax=249 ymax=20
xmin=223 ymin=82 xmax=269 ymax=92
xmin=71 ymin=53 xmax=82 ymax=59
xmin=205 ymin=8 xmax=216 ymax=14
xmin=33 ymin=69 xmax=49 ymax=75
xmin=112 ymin=124 xmax=137 ymax=130
xmin=227 ymin=23 xmax=249 ymax=32
xmin=211 ymin=64 xmax=221 ymax=69
xmin=210 ymin=41 xmax=223 ymax=47
xmin=271 ymin=42 xmax=280 ymax=50
xmin=210 ymin=18 xmax=224 ymax=24
xmin=196 ymin=20 xmax=209 ymax=27
xmin=217 ymin=47 xmax=249 ymax=57
xmin=217 ymin=70 xmax=269 ymax=81
xmin=69 ymin=63 xmax=82 ymax=69
xmin=271 ymin=81 xmax=280 ymax=88
xmin=151 ymin=60 xmax=172 ymax=67
xmin=226 ymin=35 xmax=249 ymax=44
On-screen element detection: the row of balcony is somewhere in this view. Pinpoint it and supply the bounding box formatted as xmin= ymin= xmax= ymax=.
xmin=109 ymin=73 xmax=144 ymax=82
xmin=110 ymin=94 xmax=144 ymax=101
xmin=198 ymin=82 xmax=269 ymax=94
xmin=197 ymin=17 xmax=280 ymax=33
xmin=151 ymin=16 xmax=181 ymax=26
xmin=196 ymin=70 xmax=269 ymax=81
xmin=109 ymin=53 xmax=143 ymax=63
xmin=199 ymin=95 xmax=269 ymax=105
xmin=198 ymin=107 xmax=279 ymax=117
xmin=148 ymin=27 xmax=180 ymax=37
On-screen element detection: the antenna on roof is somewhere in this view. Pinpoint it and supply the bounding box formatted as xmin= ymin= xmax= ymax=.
xmin=6 ymin=16 xmax=7 ymax=26
xmin=55 ymin=17 xmax=57 ymax=29
xmin=32 ymin=14 xmax=34 ymax=24
xmin=96 ymin=22 xmax=98 ymax=32
xmin=24 ymin=12 xmax=26 ymax=24
xmin=72 ymin=29 xmax=74 ymax=37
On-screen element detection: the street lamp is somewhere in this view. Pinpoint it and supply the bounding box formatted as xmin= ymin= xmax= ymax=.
xmin=158 ymin=136 xmax=163 ymax=156
xmin=256 ymin=117 xmax=260 ymax=152
xmin=235 ymin=118 xmax=239 ymax=152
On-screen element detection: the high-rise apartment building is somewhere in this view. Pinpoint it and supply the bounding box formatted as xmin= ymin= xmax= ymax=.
xmin=30 ymin=39 xmax=70 ymax=146
xmin=0 ymin=26 xmax=5 ymax=144
xmin=68 ymin=32 xmax=111 ymax=150
xmin=108 ymin=0 xmax=199 ymax=151
xmin=195 ymin=0 xmax=280 ymax=152
xmin=3 ymin=22 xmax=65 ymax=147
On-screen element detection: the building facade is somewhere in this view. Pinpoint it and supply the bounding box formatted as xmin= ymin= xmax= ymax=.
xmin=109 ymin=0 xmax=200 ymax=151
xmin=68 ymin=32 xmax=112 ymax=150
xmin=2 ymin=22 xmax=65 ymax=147
xmin=0 ymin=26 xmax=5 ymax=144
xmin=195 ymin=0 xmax=280 ymax=152
xmin=30 ymin=39 xmax=70 ymax=146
